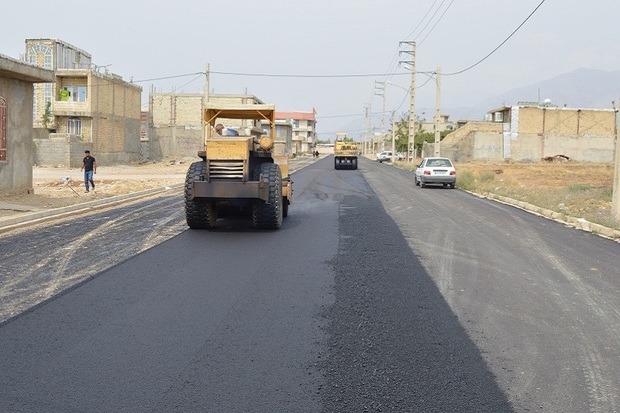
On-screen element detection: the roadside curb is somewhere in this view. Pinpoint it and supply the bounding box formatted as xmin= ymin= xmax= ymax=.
xmin=385 ymin=161 xmax=620 ymax=243
xmin=0 ymin=183 xmax=183 ymax=234
xmin=470 ymin=191 xmax=620 ymax=242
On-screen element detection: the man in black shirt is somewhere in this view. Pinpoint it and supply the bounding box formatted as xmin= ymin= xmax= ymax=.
xmin=81 ymin=150 xmax=97 ymax=193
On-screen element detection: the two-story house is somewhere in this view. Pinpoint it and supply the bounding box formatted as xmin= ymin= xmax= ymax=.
xmin=26 ymin=39 xmax=142 ymax=166
xmin=49 ymin=69 xmax=143 ymax=165
xmin=26 ymin=38 xmax=91 ymax=132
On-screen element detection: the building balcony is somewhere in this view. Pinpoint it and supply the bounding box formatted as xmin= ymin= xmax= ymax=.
xmin=53 ymin=100 xmax=91 ymax=117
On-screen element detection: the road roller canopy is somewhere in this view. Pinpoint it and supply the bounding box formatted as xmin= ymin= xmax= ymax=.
xmin=204 ymin=103 xmax=276 ymax=140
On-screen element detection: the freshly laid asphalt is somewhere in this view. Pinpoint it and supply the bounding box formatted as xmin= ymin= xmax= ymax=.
xmin=1 ymin=155 xmax=619 ymax=241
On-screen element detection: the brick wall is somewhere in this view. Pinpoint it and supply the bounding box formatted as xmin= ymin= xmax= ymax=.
xmin=148 ymin=94 xmax=264 ymax=160
xmin=441 ymin=107 xmax=616 ymax=163
xmin=151 ymin=94 xmax=202 ymax=127
xmin=513 ymin=107 xmax=615 ymax=162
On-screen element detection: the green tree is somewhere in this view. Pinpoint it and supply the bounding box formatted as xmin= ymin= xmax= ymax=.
xmin=41 ymin=101 xmax=52 ymax=128
xmin=391 ymin=117 xmax=409 ymax=153
xmin=390 ymin=114 xmax=452 ymax=157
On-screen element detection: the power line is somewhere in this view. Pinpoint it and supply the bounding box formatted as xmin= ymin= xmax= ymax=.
xmin=411 ymin=0 xmax=451 ymax=43
xmin=417 ymin=0 xmax=457 ymax=47
xmin=444 ymin=0 xmax=548 ymax=76
xmin=133 ymin=72 xmax=205 ymax=83
xmin=134 ymin=70 xmax=412 ymax=83
xmin=403 ymin=0 xmax=442 ymax=40
xmin=210 ymin=70 xmax=409 ymax=79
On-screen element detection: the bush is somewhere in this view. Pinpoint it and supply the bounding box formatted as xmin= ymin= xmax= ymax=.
xmin=479 ymin=170 xmax=496 ymax=183
xmin=457 ymin=169 xmax=476 ymax=190
xmin=568 ymin=183 xmax=591 ymax=191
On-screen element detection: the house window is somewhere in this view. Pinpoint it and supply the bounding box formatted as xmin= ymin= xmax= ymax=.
xmin=67 ymin=117 xmax=82 ymax=136
xmin=28 ymin=44 xmax=53 ymax=123
xmin=33 ymin=84 xmax=53 ymax=122
xmin=60 ymin=86 xmax=87 ymax=102
xmin=0 ymin=97 xmax=6 ymax=161
xmin=28 ymin=45 xmax=53 ymax=69
xmin=293 ymin=120 xmax=299 ymax=128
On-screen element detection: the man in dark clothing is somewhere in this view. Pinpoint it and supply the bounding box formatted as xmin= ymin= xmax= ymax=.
xmin=81 ymin=150 xmax=97 ymax=193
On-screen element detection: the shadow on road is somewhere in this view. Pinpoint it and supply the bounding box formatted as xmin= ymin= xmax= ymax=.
xmin=321 ymin=193 xmax=514 ymax=412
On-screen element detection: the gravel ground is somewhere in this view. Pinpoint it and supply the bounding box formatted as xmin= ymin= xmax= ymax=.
xmin=0 ymin=160 xmax=190 ymax=219
xmin=0 ymin=155 xmax=321 ymax=223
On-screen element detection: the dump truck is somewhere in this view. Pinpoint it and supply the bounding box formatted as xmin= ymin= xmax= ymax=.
xmin=333 ymin=132 xmax=359 ymax=170
xmin=184 ymin=103 xmax=291 ymax=229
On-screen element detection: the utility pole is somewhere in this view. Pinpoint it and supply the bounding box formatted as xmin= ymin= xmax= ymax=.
xmin=612 ymin=103 xmax=620 ymax=221
xmin=375 ymin=81 xmax=386 ymax=150
xmin=434 ymin=66 xmax=441 ymax=157
xmin=399 ymin=41 xmax=416 ymax=162
xmin=391 ymin=110 xmax=396 ymax=160
xmin=203 ymin=63 xmax=210 ymax=145
xmin=364 ymin=103 xmax=372 ymax=154
xmin=205 ymin=63 xmax=210 ymax=103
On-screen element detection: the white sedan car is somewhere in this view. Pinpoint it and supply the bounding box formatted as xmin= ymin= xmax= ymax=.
xmin=415 ymin=157 xmax=456 ymax=188
xmin=376 ymin=151 xmax=403 ymax=163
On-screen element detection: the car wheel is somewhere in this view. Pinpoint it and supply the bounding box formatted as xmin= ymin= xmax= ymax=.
xmin=415 ymin=176 xmax=420 ymax=186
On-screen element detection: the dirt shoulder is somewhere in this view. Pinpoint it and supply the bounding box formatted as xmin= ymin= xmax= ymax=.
xmin=0 ymin=160 xmax=189 ymax=218
xmin=0 ymin=155 xmax=321 ymax=223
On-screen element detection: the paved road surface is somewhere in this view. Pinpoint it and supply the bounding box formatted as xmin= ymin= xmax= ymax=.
xmin=0 ymin=156 xmax=619 ymax=412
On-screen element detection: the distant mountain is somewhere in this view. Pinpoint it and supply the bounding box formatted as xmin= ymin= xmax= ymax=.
xmin=446 ymin=68 xmax=620 ymax=120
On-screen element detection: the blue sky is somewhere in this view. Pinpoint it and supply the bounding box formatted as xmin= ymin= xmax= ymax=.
xmin=3 ymin=0 xmax=619 ymax=140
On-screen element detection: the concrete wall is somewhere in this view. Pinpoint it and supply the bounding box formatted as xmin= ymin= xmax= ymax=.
xmin=510 ymin=107 xmax=615 ymax=163
xmin=33 ymin=135 xmax=91 ymax=167
xmin=433 ymin=107 xmax=616 ymax=164
xmin=432 ymin=121 xmax=503 ymax=162
xmin=148 ymin=126 xmax=202 ymax=160
xmin=0 ymin=79 xmax=34 ymax=194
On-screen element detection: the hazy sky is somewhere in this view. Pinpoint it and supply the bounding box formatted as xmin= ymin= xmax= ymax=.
xmin=3 ymin=0 xmax=619 ymax=139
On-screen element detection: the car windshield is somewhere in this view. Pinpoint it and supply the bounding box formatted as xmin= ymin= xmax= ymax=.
xmin=427 ymin=159 xmax=452 ymax=167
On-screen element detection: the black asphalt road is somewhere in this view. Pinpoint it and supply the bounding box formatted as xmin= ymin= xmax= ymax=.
xmin=0 ymin=156 xmax=619 ymax=412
